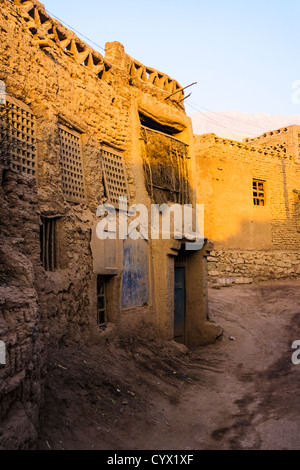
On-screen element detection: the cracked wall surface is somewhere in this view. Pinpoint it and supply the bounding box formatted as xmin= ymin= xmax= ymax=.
xmin=0 ymin=169 xmax=44 ymax=449
xmin=0 ymin=0 xmax=218 ymax=448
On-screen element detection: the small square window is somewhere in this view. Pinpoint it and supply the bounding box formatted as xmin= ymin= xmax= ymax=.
xmin=253 ymin=179 xmax=266 ymax=206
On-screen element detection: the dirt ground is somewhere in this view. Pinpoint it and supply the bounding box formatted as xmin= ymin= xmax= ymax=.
xmin=38 ymin=280 xmax=300 ymax=450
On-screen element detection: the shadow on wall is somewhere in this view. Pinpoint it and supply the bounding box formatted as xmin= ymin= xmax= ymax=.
xmin=210 ymin=218 xmax=272 ymax=251
xmin=206 ymin=216 xmax=300 ymax=287
xmin=206 ymin=209 xmax=300 ymax=251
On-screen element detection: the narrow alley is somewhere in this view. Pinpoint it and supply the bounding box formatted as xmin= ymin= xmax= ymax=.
xmin=38 ymin=280 xmax=300 ymax=451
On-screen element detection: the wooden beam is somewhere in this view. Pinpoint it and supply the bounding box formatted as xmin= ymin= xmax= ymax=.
xmin=178 ymin=92 xmax=192 ymax=104
xmin=165 ymin=82 xmax=197 ymax=100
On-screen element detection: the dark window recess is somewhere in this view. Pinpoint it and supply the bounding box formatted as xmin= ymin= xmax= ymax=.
xmin=141 ymin=126 xmax=190 ymax=205
xmin=176 ymin=251 xmax=187 ymax=266
xmin=97 ymin=276 xmax=107 ymax=325
xmin=139 ymin=112 xmax=181 ymax=136
xmin=253 ymin=179 xmax=266 ymax=206
xmin=40 ymin=217 xmax=58 ymax=271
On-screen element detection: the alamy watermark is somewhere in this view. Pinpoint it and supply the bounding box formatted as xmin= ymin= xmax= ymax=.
xmin=96 ymin=197 xmax=205 ymax=251
xmin=291 ymin=81 xmax=300 ymax=105
xmin=291 ymin=340 xmax=300 ymax=365
xmin=0 ymin=80 xmax=6 ymax=106
xmin=0 ymin=341 xmax=6 ymax=365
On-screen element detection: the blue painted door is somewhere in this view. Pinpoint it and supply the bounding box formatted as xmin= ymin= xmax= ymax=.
xmin=174 ymin=267 xmax=185 ymax=343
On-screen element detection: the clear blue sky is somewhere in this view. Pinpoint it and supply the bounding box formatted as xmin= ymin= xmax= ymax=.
xmin=43 ymin=0 xmax=300 ymax=116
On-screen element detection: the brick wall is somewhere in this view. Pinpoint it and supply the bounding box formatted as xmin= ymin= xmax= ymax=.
xmin=194 ymin=133 xmax=300 ymax=285
xmin=244 ymin=125 xmax=300 ymax=161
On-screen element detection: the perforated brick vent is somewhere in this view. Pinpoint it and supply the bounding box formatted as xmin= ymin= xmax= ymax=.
xmin=6 ymin=96 xmax=37 ymax=177
xmin=59 ymin=123 xmax=85 ymax=203
xmin=101 ymin=146 xmax=129 ymax=206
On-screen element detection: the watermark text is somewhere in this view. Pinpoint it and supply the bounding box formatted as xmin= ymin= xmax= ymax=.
xmin=0 ymin=341 xmax=6 ymax=365
xmin=96 ymin=197 xmax=205 ymax=251
xmin=292 ymin=340 xmax=300 ymax=365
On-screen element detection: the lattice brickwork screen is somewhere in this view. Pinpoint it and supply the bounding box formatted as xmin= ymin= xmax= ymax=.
xmin=6 ymin=96 xmax=37 ymax=177
xmin=101 ymin=146 xmax=129 ymax=206
xmin=59 ymin=123 xmax=85 ymax=203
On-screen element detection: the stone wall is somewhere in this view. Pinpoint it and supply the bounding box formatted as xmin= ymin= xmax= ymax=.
xmin=208 ymin=250 xmax=300 ymax=287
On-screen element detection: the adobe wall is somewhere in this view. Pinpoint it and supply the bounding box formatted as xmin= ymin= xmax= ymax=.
xmin=0 ymin=0 xmax=220 ymax=448
xmin=0 ymin=0 xmax=126 ymax=347
xmin=194 ymin=133 xmax=300 ymax=286
xmin=0 ymin=169 xmax=45 ymax=449
xmin=244 ymin=125 xmax=300 ymax=161
xmin=151 ymin=239 xmax=221 ymax=347
xmin=0 ymin=0 xmax=219 ymax=350
xmin=0 ymin=0 xmax=194 ymax=345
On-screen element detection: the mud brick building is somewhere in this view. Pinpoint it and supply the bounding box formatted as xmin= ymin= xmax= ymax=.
xmin=195 ymin=126 xmax=300 ymax=287
xmin=0 ymin=0 xmax=222 ymax=448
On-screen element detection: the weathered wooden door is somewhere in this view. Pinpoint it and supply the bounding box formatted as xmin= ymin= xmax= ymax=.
xmin=174 ymin=266 xmax=185 ymax=343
